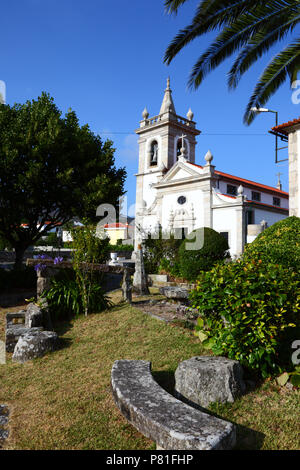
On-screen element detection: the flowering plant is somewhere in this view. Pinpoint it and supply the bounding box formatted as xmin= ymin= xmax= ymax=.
xmin=33 ymin=254 xmax=63 ymax=272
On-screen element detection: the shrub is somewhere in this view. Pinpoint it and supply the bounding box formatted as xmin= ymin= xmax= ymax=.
xmin=43 ymin=277 xmax=112 ymax=320
xmin=0 ymin=235 xmax=11 ymax=250
xmin=108 ymin=243 xmax=134 ymax=252
xmin=243 ymin=216 xmax=300 ymax=272
xmin=178 ymin=227 xmax=229 ymax=281
xmin=70 ymin=224 xmax=111 ymax=316
xmin=190 ymin=260 xmax=300 ymax=377
xmin=35 ymin=232 xmax=60 ymax=247
xmin=143 ymin=229 xmax=182 ymax=275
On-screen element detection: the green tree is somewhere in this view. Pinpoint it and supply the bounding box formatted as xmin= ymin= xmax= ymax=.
xmin=164 ymin=0 xmax=300 ymax=124
xmin=0 ymin=93 xmax=126 ymax=268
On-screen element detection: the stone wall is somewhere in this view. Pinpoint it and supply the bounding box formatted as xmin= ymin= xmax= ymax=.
xmin=0 ymin=250 xmax=73 ymax=264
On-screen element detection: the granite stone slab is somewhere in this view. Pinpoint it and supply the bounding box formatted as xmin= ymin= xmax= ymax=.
xmin=111 ymin=359 xmax=236 ymax=450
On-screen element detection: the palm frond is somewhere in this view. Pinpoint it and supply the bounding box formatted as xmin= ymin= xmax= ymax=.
xmin=164 ymin=0 xmax=257 ymax=64
xmin=187 ymin=2 xmax=297 ymax=88
xmin=228 ymin=9 xmax=300 ymax=88
xmin=165 ymin=0 xmax=300 ymax=124
xmin=164 ymin=0 xmax=191 ymax=15
xmin=245 ymin=38 xmax=300 ymax=124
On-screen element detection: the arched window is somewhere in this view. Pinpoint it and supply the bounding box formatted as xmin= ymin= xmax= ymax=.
xmin=176 ymin=137 xmax=189 ymax=161
xmin=176 ymin=140 xmax=183 ymax=159
xmin=150 ymin=140 xmax=158 ymax=166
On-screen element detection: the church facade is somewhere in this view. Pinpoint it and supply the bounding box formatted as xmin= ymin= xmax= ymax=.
xmin=134 ymin=79 xmax=289 ymax=258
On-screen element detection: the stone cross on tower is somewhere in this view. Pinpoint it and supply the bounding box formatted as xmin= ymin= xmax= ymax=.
xmin=276 ymin=172 xmax=283 ymax=191
xmin=178 ymin=133 xmax=187 ymax=160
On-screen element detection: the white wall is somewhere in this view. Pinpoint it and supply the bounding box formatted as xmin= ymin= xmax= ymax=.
xmin=212 ymin=207 xmax=238 ymax=256
xmin=253 ymin=208 xmax=287 ymax=226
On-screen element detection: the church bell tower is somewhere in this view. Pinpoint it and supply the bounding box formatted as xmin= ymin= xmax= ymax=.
xmin=134 ymin=78 xmax=201 ymax=241
xmin=135 ymin=78 xmax=201 ymax=173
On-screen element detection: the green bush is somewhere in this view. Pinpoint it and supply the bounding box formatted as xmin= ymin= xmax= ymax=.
xmin=190 ymin=260 xmax=300 ymax=377
xmin=143 ymin=230 xmax=182 ymax=275
xmin=108 ymin=243 xmax=134 ymax=252
xmin=243 ymin=216 xmax=300 ymax=272
xmin=178 ymin=227 xmax=229 ymax=281
xmin=35 ymin=232 xmax=60 ymax=247
xmin=0 ymin=235 xmax=11 ymax=250
xmin=42 ymin=276 xmax=112 ymax=320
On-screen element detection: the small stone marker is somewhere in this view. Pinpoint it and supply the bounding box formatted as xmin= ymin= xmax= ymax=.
xmin=175 ymin=356 xmax=246 ymax=408
xmin=159 ymin=286 xmax=189 ymax=300
xmin=122 ymin=268 xmax=132 ymax=303
xmin=133 ymin=244 xmax=150 ymax=295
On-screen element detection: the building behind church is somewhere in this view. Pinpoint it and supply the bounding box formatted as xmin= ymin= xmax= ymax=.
xmin=134 ymin=79 xmax=289 ymax=258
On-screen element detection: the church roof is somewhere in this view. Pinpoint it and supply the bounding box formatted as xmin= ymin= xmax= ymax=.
xmin=272 ymin=117 xmax=300 ymax=135
xmin=188 ymin=163 xmax=288 ymax=197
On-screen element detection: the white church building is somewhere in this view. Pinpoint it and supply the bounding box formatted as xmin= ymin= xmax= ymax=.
xmin=134 ymin=79 xmax=289 ymax=258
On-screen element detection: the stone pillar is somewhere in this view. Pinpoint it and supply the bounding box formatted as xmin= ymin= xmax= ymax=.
xmin=133 ymin=244 xmax=150 ymax=295
xmin=122 ymin=268 xmax=132 ymax=303
xmin=36 ymin=267 xmax=55 ymax=298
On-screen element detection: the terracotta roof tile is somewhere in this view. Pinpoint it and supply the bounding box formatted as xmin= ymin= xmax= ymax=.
xmin=189 ymin=163 xmax=288 ymax=197
xmin=272 ymin=117 xmax=300 ymax=135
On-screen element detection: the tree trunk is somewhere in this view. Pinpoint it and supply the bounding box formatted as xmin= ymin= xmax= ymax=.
xmin=14 ymin=247 xmax=26 ymax=270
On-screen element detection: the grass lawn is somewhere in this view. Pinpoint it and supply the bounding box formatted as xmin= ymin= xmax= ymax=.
xmin=0 ymin=289 xmax=299 ymax=450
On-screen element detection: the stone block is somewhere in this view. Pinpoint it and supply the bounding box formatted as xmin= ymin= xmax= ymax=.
xmin=12 ymin=330 xmax=58 ymax=363
xmin=6 ymin=326 xmax=43 ymax=353
xmin=25 ymin=303 xmax=43 ymax=328
xmin=111 ymin=359 xmax=236 ymax=450
xmin=159 ymin=286 xmax=189 ymax=300
xmin=175 ymin=356 xmax=246 ymax=408
xmin=6 ymin=311 xmax=25 ymax=328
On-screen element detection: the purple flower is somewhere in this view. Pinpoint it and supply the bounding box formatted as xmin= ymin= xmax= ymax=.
xmin=54 ymin=256 xmax=63 ymax=265
xmin=34 ymin=254 xmax=52 ymax=260
xmin=34 ymin=263 xmax=47 ymax=272
xmin=40 ymin=254 xmax=52 ymax=260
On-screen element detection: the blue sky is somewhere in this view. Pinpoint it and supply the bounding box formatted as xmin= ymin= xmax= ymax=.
xmin=1 ymin=0 xmax=298 ymax=213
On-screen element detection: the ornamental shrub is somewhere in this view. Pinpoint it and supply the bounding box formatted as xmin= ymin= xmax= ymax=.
xmin=43 ymin=277 xmax=112 ymax=320
xmin=243 ymin=216 xmax=300 ymax=273
xmin=190 ymin=260 xmax=300 ymax=377
xmin=143 ymin=229 xmax=182 ymax=275
xmin=70 ymin=224 xmax=111 ymax=316
xmin=178 ymin=227 xmax=229 ymax=281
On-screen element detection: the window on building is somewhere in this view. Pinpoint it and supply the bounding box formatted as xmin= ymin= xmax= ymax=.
xmin=227 ymin=184 xmax=237 ymax=196
xmin=246 ymin=210 xmax=254 ymax=225
xmin=150 ymin=141 xmax=158 ymax=166
xmin=177 ymin=140 xmax=183 ymax=159
xmin=177 ymin=195 xmax=186 ymax=205
xmin=251 ymin=191 xmax=261 ymax=202
xmin=273 ymin=197 xmax=281 ymax=207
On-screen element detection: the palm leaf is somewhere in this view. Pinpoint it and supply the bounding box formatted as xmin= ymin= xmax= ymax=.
xmin=245 ymin=37 xmax=300 ymax=124
xmin=165 ymin=0 xmax=300 ymax=124
xmin=228 ymin=9 xmax=300 ymax=88
xmin=164 ymin=0 xmax=190 ymax=14
xmin=164 ymin=0 xmax=257 ymax=64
